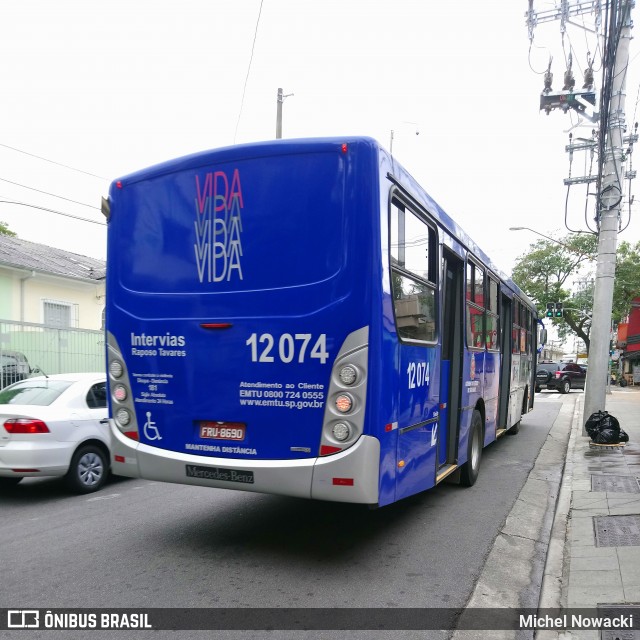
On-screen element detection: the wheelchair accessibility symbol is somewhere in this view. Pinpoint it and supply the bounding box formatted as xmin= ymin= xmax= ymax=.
xmin=143 ymin=412 xmax=162 ymax=441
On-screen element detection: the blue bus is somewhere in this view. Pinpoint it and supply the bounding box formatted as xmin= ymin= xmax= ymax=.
xmin=105 ymin=137 xmax=537 ymax=507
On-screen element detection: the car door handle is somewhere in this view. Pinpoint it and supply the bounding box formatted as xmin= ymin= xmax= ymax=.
xmin=100 ymin=419 xmax=109 ymax=425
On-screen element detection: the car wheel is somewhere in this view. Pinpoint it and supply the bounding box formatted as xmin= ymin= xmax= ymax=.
xmin=0 ymin=477 xmax=23 ymax=490
xmin=559 ymin=380 xmax=571 ymax=394
xmin=460 ymin=410 xmax=483 ymax=487
xmin=64 ymin=445 xmax=108 ymax=494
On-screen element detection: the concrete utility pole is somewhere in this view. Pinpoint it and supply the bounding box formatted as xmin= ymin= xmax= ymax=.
xmin=583 ymin=1 xmax=634 ymax=429
xmin=527 ymin=0 xmax=635 ymax=430
xmin=276 ymin=87 xmax=293 ymax=139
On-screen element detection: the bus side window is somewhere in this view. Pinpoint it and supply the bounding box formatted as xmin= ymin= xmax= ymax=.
xmin=466 ymin=261 xmax=485 ymax=349
xmin=486 ymin=277 xmax=499 ymax=351
xmin=520 ymin=303 xmax=527 ymax=353
xmin=390 ymin=198 xmax=437 ymax=343
xmin=512 ymin=299 xmax=520 ymax=354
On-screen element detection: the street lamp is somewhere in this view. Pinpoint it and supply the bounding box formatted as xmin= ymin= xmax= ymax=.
xmin=509 ymin=226 xmax=588 ymax=255
xmin=275 ymin=87 xmax=294 ymax=139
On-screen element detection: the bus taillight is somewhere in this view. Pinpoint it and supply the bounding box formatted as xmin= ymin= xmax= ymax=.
xmin=107 ymin=334 xmax=139 ymax=441
xmin=317 ymin=327 xmax=369 ymax=457
xmin=320 ymin=445 xmax=343 ymax=456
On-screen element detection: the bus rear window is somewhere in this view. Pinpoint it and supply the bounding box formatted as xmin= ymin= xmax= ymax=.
xmin=115 ymin=153 xmax=347 ymax=294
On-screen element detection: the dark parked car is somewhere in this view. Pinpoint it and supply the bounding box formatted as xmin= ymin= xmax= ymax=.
xmin=0 ymin=351 xmax=31 ymax=388
xmin=536 ymin=361 xmax=586 ymax=394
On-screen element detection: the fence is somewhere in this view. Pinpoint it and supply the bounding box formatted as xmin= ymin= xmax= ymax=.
xmin=0 ymin=319 xmax=105 ymax=376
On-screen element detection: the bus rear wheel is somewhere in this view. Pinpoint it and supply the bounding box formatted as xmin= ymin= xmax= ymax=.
xmin=460 ymin=410 xmax=483 ymax=487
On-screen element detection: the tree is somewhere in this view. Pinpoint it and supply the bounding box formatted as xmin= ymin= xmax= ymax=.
xmin=511 ymin=233 xmax=598 ymax=352
xmin=512 ymin=233 xmax=640 ymax=354
xmin=0 ymin=220 xmax=16 ymax=236
xmin=613 ymin=240 xmax=640 ymax=323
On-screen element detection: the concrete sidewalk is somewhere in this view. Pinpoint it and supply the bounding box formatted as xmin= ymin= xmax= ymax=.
xmin=452 ymin=386 xmax=640 ymax=640
xmin=539 ymin=385 xmax=640 ymax=639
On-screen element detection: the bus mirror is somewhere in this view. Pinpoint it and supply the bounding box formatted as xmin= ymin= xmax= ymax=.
xmin=101 ymin=196 xmax=111 ymax=220
xmin=540 ymin=329 xmax=548 ymax=345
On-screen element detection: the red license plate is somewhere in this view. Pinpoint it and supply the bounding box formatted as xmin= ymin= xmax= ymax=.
xmin=199 ymin=421 xmax=246 ymax=441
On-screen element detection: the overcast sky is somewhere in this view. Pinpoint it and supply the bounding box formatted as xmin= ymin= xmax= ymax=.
xmin=2 ymin=0 xmax=640 ymax=275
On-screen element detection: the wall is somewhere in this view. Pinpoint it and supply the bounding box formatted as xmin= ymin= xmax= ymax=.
xmin=0 ymin=267 xmax=105 ymax=330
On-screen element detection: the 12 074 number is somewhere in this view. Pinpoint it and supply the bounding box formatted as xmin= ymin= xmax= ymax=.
xmin=246 ymin=333 xmax=329 ymax=364
xmin=407 ymin=361 xmax=430 ymax=389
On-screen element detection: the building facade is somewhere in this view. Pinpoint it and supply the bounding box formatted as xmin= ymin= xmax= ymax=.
xmin=0 ymin=234 xmax=106 ymax=378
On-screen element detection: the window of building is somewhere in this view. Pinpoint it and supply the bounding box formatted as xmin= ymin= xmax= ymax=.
xmin=42 ymin=300 xmax=79 ymax=328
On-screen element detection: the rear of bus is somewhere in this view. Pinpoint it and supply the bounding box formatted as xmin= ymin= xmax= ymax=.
xmin=106 ymin=138 xmax=383 ymax=504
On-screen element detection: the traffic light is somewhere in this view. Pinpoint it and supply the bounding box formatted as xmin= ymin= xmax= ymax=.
xmin=555 ymin=302 xmax=563 ymax=318
xmin=539 ymin=90 xmax=596 ymax=115
xmin=546 ymin=302 xmax=554 ymax=318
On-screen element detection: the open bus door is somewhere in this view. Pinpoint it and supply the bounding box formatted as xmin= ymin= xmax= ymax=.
xmin=497 ymin=292 xmax=512 ymax=430
xmin=438 ymin=250 xmax=463 ymax=476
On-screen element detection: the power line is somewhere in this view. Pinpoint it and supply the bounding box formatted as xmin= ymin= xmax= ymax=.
xmin=0 ymin=177 xmax=100 ymax=210
xmin=233 ymin=0 xmax=264 ymax=144
xmin=0 ymin=142 xmax=108 ymax=180
xmin=0 ymin=200 xmax=106 ymax=226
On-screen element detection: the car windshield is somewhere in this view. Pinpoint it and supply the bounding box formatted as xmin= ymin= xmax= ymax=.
xmin=0 ymin=379 xmax=73 ymax=406
xmin=537 ymin=363 xmax=558 ymax=372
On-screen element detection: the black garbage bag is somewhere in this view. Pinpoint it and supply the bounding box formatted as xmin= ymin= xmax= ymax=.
xmin=585 ymin=410 xmax=623 ymax=443
xmin=594 ymin=428 xmax=619 ymax=444
xmin=619 ymin=428 xmax=629 ymax=442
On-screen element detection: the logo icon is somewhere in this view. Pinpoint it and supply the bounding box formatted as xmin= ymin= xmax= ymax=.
xmin=194 ymin=170 xmax=244 ymax=284
xmin=8 ymin=610 xmax=39 ymax=628
xmin=143 ymin=412 xmax=162 ymax=441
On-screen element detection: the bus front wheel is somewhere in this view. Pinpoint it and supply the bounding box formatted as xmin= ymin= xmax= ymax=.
xmin=460 ymin=410 xmax=483 ymax=487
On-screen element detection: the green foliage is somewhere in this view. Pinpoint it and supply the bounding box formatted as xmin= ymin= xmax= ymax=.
xmin=0 ymin=220 xmax=16 ymax=237
xmin=512 ymin=233 xmax=640 ymax=353
xmin=613 ymin=240 xmax=640 ymax=323
xmin=511 ymin=232 xmax=599 ymax=351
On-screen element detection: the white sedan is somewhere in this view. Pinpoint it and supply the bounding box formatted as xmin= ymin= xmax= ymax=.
xmin=0 ymin=373 xmax=109 ymax=493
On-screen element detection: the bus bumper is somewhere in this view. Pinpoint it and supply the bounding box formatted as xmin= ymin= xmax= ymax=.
xmin=110 ymin=423 xmax=380 ymax=504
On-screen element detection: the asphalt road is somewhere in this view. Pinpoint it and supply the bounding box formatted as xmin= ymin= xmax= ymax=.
xmin=0 ymin=396 xmax=567 ymax=640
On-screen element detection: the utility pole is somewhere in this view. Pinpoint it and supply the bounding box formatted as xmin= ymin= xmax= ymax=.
xmin=527 ymin=1 xmax=635 ymax=432
xmin=276 ymin=87 xmax=293 ymax=139
xmin=583 ymin=1 xmax=633 ymax=430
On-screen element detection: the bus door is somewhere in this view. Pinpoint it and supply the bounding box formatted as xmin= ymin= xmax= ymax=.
xmin=438 ymin=250 xmax=464 ymax=471
xmin=497 ymin=292 xmax=512 ymax=430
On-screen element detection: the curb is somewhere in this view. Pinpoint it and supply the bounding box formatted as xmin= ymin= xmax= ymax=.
xmin=451 ymin=398 xmax=575 ymax=640
xmin=535 ymin=396 xmax=582 ymax=640
xmin=539 ymin=395 xmax=581 ymax=608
